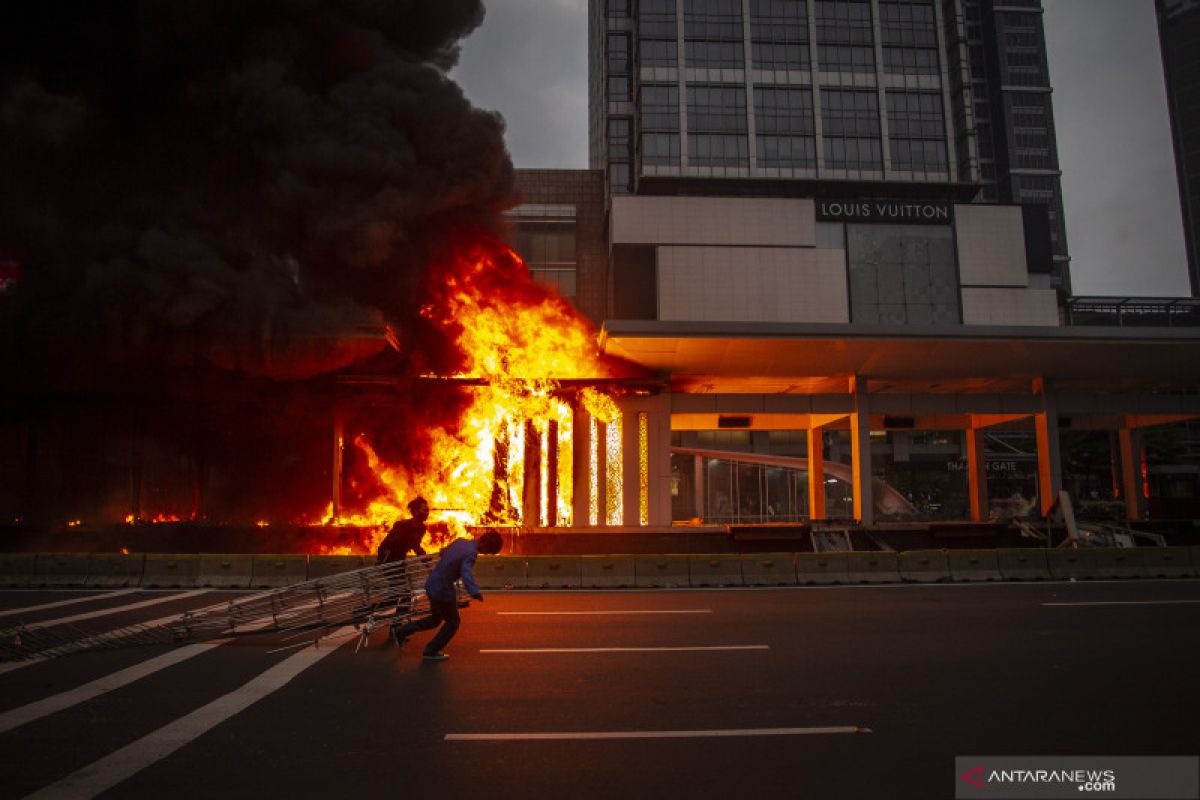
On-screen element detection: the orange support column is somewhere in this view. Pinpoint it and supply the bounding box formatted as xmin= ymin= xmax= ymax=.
xmin=807 ymin=425 xmax=826 ymax=520
xmin=1033 ymin=378 xmax=1063 ymax=518
xmin=966 ymin=426 xmax=988 ymax=522
xmin=850 ymin=377 xmax=874 ymax=527
xmin=1118 ymin=423 xmax=1145 ymax=522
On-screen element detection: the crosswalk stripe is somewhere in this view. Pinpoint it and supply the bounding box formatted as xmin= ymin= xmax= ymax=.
xmin=16 ymin=591 xmax=210 ymax=632
xmin=0 ymin=640 xmax=230 ymax=734
xmin=24 ymin=627 xmax=355 ymax=800
xmin=0 ymin=591 xmax=139 ymax=619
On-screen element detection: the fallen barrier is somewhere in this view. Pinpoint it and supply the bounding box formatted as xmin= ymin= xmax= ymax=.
xmin=795 ymin=553 xmax=849 ymax=585
xmin=250 ymin=555 xmax=308 ymax=588
xmin=526 ymin=556 xmax=582 ymax=589
xmin=141 ymin=554 xmax=201 ymax=588
xmin=198 ymin=555 xmax=254 ymax=588
xmin=87 ymin=553 xmax=146 ymax=587
xmin=741 ymin=553 xmax=797 ymax=586
xmin=581 ymin=555 xmax=637 ymax=588
xmin=688 ymin=555 xmax=743 ymax=587
xmin=34 ymin=553 xmax=92 ymax=587
xmin=898 ymin=550 xmax=950 ymax=583
xmin=997 ymin=548 xmax=1051 ymax=581
xmin=634 ymin=556 xmax=689 ymax=588
xmin=845 ymin=552 xmax=901 ymax=584
xmin=474 ymin=556 xmax=527 ymax=589
xmin=947 ymin=549 xmax=1003 ymax=582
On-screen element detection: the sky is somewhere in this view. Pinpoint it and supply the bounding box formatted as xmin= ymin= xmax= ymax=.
xmin=452 ymin=0 xmax=1192 ymax=298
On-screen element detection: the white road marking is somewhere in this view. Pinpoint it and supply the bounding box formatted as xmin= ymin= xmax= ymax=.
xmin=24 ymin=626 xmax=355 ymax=800
xmin=1042 ymin=599 xmax=1200 ymax=607
xmin=497 ymin=609 xmax=712 ymax=616
xmin=447 ymin=726 xmax=870 ymax=741
xmin=481 ymin=645 xmax=769 ymax=654
xmin=14 ymin=591 xmax=209 ymax=632
xmin=0 ymin=608 xmax=211 ymax=677
xmin=0 ymin=640 xmax=230 ymax=734
xmin=0 ymin=590 xmax=139 ymax=619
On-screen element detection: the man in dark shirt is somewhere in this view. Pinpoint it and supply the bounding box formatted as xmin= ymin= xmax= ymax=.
xmin=375 ymin=497 xmax=430 ymax=620
xmin=391 ymin=529 xmax=503 ymax=661
xmin=376 ymin=497 xmax=430 ymax=564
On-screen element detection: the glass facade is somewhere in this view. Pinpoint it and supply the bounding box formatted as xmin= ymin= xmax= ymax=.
xmin=509 ymin=206 xmax=578 ymax=301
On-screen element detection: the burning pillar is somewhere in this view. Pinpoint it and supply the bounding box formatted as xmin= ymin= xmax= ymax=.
xmin=523 ymin=420 xmax=541 ymax=527
xmin=331 ymin=408 xmax=345 ymax=523
xmin=572 ymin=400 xmax=593 ymax=527
xmin=621 ymin=407 xmax=641 ymax=527
xmin=547 ymin=419 xmax=559 ymax=527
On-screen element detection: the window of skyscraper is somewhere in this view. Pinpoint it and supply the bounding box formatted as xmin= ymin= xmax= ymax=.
xmin=512 ymin=216 xmax=578 ymax=302
xmin=607 ymin=0 xmax=630 ymax=17
xmin=688 ymin=133 xmax=750 ymax=166
xmin=608 ymin=33 xmax=630 ymax=75
xmin=754 ymin=86 xmax=815 ymax=133
xmin=643 ymin=132 xmax=682 ymax=165
xmin=640 ymin=84 xmax=680 ymax=130
xmin=815 ymin=0 xmax=872 ymax=45
xmin=683 ymin=0 xmax=744 ymax=39
xmin=821 ymin=89 xmax=881 ymax=169
xmin=818 ymin=44 xmax=875 ymax=72
xmin=882 ymin=46 xmax=939 ymax=75
xmin=609 ymin=117 xmax=632 ymax=160
xmin=749 ymin=0 xmax=810 ymax=70
xmin=638 ymin=0 xmax=677 ymax=38
xmin=688 ymin=84 xmax=749 ymax=132
xmin=756 ymin=134 xmax=815 ymax=167
xmin=640 ymin=38 xmax=679 ymax=68
xmin=886 ymin=91 xmax=947 ymax=173
xmin=684 ymin=40 xmax=746 ymax=69
xmin=608 ymin=76 xmax=631 ymax=101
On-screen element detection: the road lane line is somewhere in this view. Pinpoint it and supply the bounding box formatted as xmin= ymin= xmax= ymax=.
xmin=24 ymin=626 xmax=355 ymax=800
xmin=0 ymin=591 xmax=139 ymax=619
xmin=481 ymin=645 xmax=769 ymax=654
xmin=497 ymin=610 xmax=712 ymax=616
xmin=1042 ymin=599 xmax=1200 ymax=607
xmin=0 ymin=640 xmax=231 ymax=734
xmin=0 ymin=606 xmax=216 ymax=677
xmin=14 ymin=591 xmax=209 ymax=632
xmin=447 ymin=726 xmax=870 ymax=741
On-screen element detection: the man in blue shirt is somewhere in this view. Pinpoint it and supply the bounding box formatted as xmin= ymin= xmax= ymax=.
xmin=391 ymin=529 xmax=503 ymax=661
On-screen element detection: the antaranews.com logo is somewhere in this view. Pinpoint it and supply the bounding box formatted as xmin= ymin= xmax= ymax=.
xmin=955 ymin=756 xmax=1198 ymax=799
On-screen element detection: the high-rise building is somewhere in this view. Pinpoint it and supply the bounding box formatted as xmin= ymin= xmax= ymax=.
xmin=588 ymin=0 xmax=1071 ymax=291
xmin=1157 ymin=0 xmax=1200 ymax=296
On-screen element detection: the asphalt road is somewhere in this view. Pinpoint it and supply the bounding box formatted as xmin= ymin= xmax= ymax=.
xmin=2 ymin=580 xmax=1199 ymax=799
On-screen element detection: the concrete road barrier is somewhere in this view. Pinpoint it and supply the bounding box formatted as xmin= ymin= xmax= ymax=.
xmin=997 ymin=548 xmax=1051 ymax=581
xmin=581 ymin=556 xmax=637 ymax=588
xmin=688 ymin=555 xmax=743 ymax=587
xmin=36 ymin=553 xmax=92 ymax=587
xmin=1089 ymin=547 xmax=1146 ymax=579
xmin=250 ymin=555 xmax=308 ymax=588
xmin=142 ymin=554 xmax=201 ymax=588
xmin=307 ymin=555 xmax=367 ymax=580
xmin=634 ymin=556 xmax=689 ymax=588
xmin=526 ymin=556 xmax=582 ymax=589
xmin=947 ymin=550 xmax=1003 ymax=582
xmin=1141 ymin=547 xmax=1195 ymax=578
xmin=795 ymin=553 xmax=849 ymax=585
xmin=741 ymin=553 xmax=797 ymax=586
xmin=1047 ymin=548 xmax=1098 ymax=580
xmin=474 ymin=556 xmax=526 ymax=589
xmin=198 ymin=555 xmax=254 ymax=588
xmin=87 ymin=553 xmax=146 ymax=587
xmin=845 ymin=552 xmax=901 ymax=584
xmin=898 ymin=550 xmax=950 ymax=583
xmin=0 ymin=553 xmax=38 ymax=587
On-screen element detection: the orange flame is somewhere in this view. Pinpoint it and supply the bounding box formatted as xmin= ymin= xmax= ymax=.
xmin=331 ymin=237 xmax=618 ymax=553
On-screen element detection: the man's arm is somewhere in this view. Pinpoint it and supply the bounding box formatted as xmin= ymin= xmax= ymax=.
xmin=460 ymin=552 xmax=483 ymax=601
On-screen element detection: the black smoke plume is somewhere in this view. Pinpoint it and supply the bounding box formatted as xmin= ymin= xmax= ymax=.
xmin=0 ymin=1 xmax=518 ymax=526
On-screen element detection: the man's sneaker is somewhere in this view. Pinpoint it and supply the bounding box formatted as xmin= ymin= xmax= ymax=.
xmin=423 ymin=651 xmax=449 ymax=662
